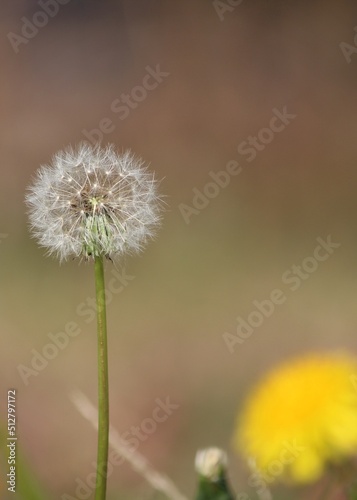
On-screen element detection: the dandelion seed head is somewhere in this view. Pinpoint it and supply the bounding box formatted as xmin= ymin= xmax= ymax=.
xmin=26 ymin=142 xmax=162 ymax=262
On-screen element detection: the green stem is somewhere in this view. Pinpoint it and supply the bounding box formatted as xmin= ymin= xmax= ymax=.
xmin=94 ymin=255 xmax=109 ymax=500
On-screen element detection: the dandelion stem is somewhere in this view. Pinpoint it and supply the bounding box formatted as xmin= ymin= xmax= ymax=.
xmin=94 ymin=254 xmax=109 ymax=500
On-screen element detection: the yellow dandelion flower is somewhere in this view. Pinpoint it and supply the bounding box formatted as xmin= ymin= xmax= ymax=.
xmin=234 ymin=352 xmax=357 ymax=484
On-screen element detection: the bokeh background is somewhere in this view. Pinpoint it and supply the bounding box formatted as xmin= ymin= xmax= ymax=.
xmin=1 ymin=1 xmax=357 ymax=498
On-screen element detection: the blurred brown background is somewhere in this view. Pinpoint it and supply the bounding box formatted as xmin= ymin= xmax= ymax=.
xmin=1 ymin=1 xmax=357 ymax=498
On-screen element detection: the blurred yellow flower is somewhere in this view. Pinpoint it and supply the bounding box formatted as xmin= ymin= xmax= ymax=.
xmin=234 ymin=353 xmax=357 ymax=484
